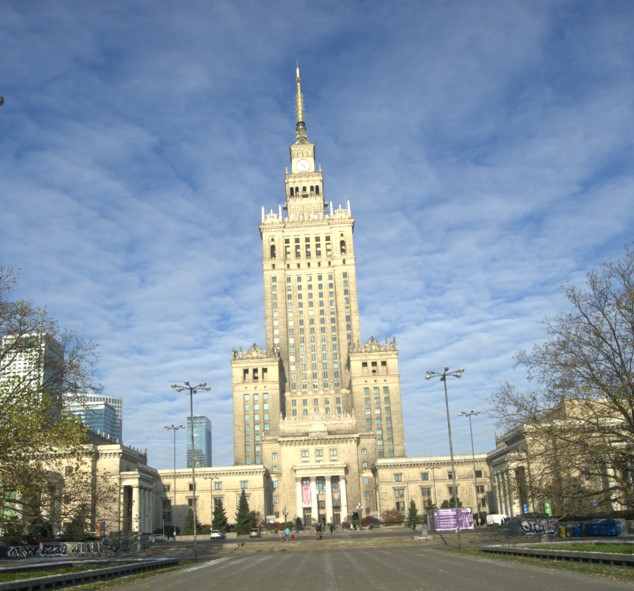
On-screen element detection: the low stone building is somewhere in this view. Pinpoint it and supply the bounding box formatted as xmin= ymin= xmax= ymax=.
xmin=157 ymin=465 xmax=270 ymax=531
xmin=376 ymin=455 xmax=491 ymax=516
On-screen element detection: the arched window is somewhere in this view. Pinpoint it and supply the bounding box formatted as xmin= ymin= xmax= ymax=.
xmin=270 ymin=244 xmax=276 ymax=259
xmin=315 ymin=185 xmax=320 ymax=195
xmin=290 ymin=187 xmax=294 ymax=196
xmin=340 ymin=240 xmax=347 ymax=255
xmin=310 ymin=186 xmax=314 ymax=193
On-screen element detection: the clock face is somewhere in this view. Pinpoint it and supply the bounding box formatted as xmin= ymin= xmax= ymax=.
xmin=296 ymin=159 xmax=310 ymax=172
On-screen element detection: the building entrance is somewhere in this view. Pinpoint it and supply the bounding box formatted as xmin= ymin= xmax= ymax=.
xmin=302 ymin=507 xmax=312 ymax=527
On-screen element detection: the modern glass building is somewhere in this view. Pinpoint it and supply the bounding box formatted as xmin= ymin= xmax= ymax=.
xmin=186 ymin=416 xmax=212 ymax=467
xmin=65 ymin=399 xmax=120 ymax=441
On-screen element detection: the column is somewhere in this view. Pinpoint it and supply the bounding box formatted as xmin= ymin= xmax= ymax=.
xmin=295 ymin=479 xmax=303 ymax=520
xmin=310 ymin=478 xmax=318 ymax=523
xmin=504 ymin=471 xmax=514 ymax=517
xmin=325 ymin=476 xmax=333 ymax=524
xmin=132 ymin=486 xmax=140 ymax=533
xmin=340 ymin=478 xmax=348 ymax=522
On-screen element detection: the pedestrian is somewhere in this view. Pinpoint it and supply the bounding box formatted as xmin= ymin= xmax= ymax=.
xmin=329 ymin=523 xmax=335 ymax=536
xmin=283 ymin=526 xmax=291 ymax=542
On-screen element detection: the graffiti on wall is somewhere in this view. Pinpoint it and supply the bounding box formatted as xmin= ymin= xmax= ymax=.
xmin=1 ymin=541 xmax=103 ymax=560
xmin=509 ymin=516 xmax=559 ymax=535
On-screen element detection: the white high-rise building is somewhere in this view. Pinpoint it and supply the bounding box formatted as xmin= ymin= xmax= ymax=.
xmin=0 ymin=332 xmax=64 ymax=420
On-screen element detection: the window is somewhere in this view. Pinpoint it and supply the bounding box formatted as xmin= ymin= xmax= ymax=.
xmin=272 ymin=480 xmax=279 ymax=489
xmin=447 ymin=471 xmax=453 ymax=480
xmin=164 ymin=484 xmax=170 ymax=492
xmin=272 ymin=452 xmax=279 ymax=461
xmin=421 ymin=472 xmax=429 ymax=481
xmin=475 ymin=470 xmax=483 ymax=478
xmin=240 ymin=480 xmax=248 ymax=490
xmin=301 ymin=449 xmax=309 ymax=459
xmin=477 ymin=485 xmax=485 ymax=493
xmin=188 ymin=483 xmax=194 ymax=491
xmin=315 ymin=448 xmax=323 ymax=458
xmin=394 ymin=473 xmax=402 ymax=482
xmin=329 ymin=448 xmax=337 ymax=459
xmin=214 ymin=480 xmax=223 ymax=490
xmin=361 ymin=448 xmax=368 ymax=456
xmin=421 ymin=487 xmax=432 ymax=499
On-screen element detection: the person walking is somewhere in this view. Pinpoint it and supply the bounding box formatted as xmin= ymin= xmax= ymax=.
xmin=329 ymin=522 xmax=335 ymax=536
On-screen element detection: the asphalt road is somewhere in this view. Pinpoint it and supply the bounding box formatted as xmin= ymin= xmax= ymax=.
xmin=110 ymin=546 xmax=633 ymax=591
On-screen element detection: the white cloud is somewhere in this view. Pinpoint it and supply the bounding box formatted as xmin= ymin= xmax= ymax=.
xmin=1 ymin=0 xmax=633 ymax=467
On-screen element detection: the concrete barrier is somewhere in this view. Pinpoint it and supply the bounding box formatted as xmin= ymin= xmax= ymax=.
xmin=0 ymin=558 xmax=179 ymax=591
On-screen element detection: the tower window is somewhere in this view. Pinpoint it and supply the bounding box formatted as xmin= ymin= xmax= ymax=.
xmin=270 ymin=244 xmax=276 ymax=259
xmin=290 ymin=187 xmax=294 ymax=196
xmin=315 ymin=185 xmax=320 ymax=195
xmin=340 ymin=240 xmax=347 ymax=255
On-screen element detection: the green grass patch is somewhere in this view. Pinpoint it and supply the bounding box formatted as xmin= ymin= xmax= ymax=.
xmin=533 ymin=542 xmax=634 ymax=554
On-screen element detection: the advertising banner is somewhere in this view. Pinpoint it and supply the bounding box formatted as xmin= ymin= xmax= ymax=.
xmin=302 ymin=478 xmax=311 ymax=507
xmin=433 ymin=508 xmax=474 ymax=531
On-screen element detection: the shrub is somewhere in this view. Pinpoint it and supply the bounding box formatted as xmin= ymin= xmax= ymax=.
xmin=381 ymin=509 xmax=404 ymax=525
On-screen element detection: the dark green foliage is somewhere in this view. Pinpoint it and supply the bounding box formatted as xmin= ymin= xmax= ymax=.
xmin=406 ymin=500 xmax=418 ymax=530
xmin=235 ymin=490 xmax=251 ymax=535
xmin=212 ymin=499 xmax=228 ymax=531
xmin=182 ymin=507 xmax=201 ymax=535
xmin=441 ymin=497 xmax=462 ymax=508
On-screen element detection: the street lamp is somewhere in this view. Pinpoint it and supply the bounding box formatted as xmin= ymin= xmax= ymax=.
xmin=426 ymin=367 xmax=464 ymax=548
xmin=163 ymin=424 xmax=184 ymax=535
xmin=171 ymin=381 xmax=211 ymax=560
xmin=459 ymin=410 xmax=481 ymax=522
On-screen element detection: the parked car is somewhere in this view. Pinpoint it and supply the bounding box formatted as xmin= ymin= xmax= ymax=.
xmin=249 ymin=528 xmax=261 ymax=538
xmin=209 ymin=530 xmax=226 ymax=539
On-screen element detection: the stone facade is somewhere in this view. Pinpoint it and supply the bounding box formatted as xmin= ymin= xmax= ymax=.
xmin=157 ymin=465 xmax=270 ymax=531
xmin=376 ymin=455 xmax=492 ymax=516
xmin=36 ymin=440 xmax=165 ymax=536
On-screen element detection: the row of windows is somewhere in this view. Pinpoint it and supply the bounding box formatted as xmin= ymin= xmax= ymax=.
xmin=241 ymin=367 xmax=269 ymax=382
xmin=171 ymin=479 xmax=249 ymax=493
xmin=300 ymin=447 xmax=338 ymax=461
xmin=288 ymin=184 xmax=320 ymax=197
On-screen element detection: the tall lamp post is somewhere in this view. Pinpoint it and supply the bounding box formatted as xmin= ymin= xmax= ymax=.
xmin=171 ymin=381 xmax=211 ymax=561
xmin=163 ymin=424 xmax=184 ymax=534
xmin=426 ymin=367 xmax=464 ymax=549
xmin=459 ymin=410 xmax=481 ymax=522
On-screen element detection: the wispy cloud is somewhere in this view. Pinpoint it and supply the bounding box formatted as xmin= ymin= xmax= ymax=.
xmin=2 ymin=0 xmax=633 ymax=467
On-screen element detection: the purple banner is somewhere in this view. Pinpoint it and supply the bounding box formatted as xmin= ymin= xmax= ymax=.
xmin=433 ymin=508 xmax=474 ymax=531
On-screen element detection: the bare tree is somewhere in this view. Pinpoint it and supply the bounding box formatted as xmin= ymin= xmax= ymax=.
xmin=492 ymin=247 xmax=634 ymax=515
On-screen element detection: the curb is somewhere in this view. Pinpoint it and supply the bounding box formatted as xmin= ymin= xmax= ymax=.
xmin=481 ymin=544 xmax=634 ymax=566
xmin=0 ymin=558 xmax=179 ymax=591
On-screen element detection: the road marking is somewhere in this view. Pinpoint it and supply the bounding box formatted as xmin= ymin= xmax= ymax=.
xmin=182 ymin=557 xmax=232 ymax=573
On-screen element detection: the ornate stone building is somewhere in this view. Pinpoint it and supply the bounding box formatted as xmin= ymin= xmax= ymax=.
xmin=230 ymin=67 xmax=406 ymax=525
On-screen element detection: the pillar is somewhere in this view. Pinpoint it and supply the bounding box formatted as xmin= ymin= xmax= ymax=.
xmin=340 ymin=478 xmax=348 ymax=522
xmin=295 ymin=479 xmax=302 ymax=520
xmin=325 ymin=476 xmax=333 ymax=524
xmin=310 ymin=477 xmax=318 ymax=522
xmin=132 ymin=486 xmax=140 ymax=533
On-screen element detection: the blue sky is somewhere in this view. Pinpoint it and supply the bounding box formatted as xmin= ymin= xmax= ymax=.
xmin=2 ymin=1 xmax=633 ymax=469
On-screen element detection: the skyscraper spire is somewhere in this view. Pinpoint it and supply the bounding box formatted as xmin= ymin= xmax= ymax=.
xmin=295 ymin=64 xmax=308 ymax=143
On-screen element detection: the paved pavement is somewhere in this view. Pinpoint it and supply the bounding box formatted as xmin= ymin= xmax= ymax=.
xmin=108 ymin=546 xmax=634 ymax=591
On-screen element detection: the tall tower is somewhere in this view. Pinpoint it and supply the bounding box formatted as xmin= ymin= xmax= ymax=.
xmin=261 ymin=65 xmax=361 ymax=401
xmin=231 ymin=67 xmax=405 ymax=523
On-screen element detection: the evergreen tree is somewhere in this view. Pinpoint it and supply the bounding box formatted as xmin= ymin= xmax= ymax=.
xmin=183 ymin=507 xmax=201 ymax=534
xmin=212 ymin=499 xmax=228 ymax=531
xmin=235 ymin=490 xmax=251 ymax=535
xmin=406 ymin=500 xmax=418 ymax=530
